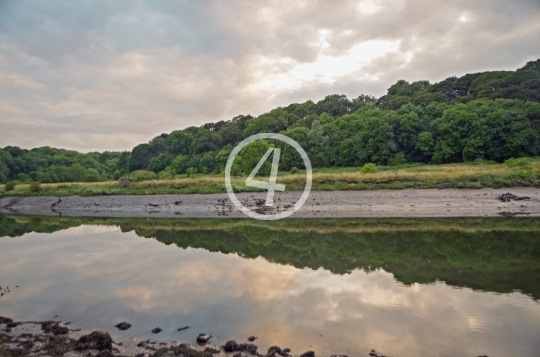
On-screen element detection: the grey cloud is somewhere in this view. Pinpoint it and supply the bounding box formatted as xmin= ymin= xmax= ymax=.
xmin=0 ymin=0 xmax=539 ymax=151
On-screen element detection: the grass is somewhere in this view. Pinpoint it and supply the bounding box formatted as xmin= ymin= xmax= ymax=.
xmin=1 ymin=157 xmax=539 ymax=196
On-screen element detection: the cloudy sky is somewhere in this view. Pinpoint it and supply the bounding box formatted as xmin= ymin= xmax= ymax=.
xmin=1 ymin=0 xmax=539 ymax=152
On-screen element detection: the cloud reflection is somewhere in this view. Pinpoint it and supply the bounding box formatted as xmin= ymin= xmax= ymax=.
xmin=0 ymin=226 xmax=539 ymax=356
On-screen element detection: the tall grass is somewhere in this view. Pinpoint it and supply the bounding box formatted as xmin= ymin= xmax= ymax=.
xmin=1 ymin=157 xmax=539 ymax=196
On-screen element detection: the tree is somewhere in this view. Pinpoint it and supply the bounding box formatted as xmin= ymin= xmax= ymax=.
xmin=128 ymin=143 xmax=153 ymax=171
xmin=167 ymin=131 xmax=193 ymax=155
xmin=147 ymin=153 xmax=174 ymax=173
xmin=191 ymin=128 xmax=223 ymax=154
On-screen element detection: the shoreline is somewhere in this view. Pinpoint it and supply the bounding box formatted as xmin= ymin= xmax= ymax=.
xmin=1 ymin=188 xmax=539 ymax=218
xmin=0 ymin=317 xmax=385 ymax=357
xmin=0 ymin=317 xmax=264 ymax=357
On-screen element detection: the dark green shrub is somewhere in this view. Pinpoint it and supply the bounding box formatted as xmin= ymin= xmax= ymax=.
xmin=5 ymin=181 xmax=16 ymax=191
xmin=388 ymin=152 xmax=406 ymax=166
xmin=290 ymin=167 xmax=299 ymax=174
xmin=29 ymin=181 xmax=42 ymax=192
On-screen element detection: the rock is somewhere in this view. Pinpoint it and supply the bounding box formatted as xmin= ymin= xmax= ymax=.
xmin=196 ymin=333 xmax=212 ymax=344
xmin=267 ymin=346 xmax=284 ymax=356
xmin=283 ymin=348 xmax=291 ymax=354
xmin=237 ymin=343 xmax=258 ymax=355
xmin=115 ymin=322 xmax=132 ymax=330
xmin=97 ymin=351 xmax=114 ymax=357
xmin=45 ymin=335 xmax=78 ymax=356
xmin=0 ymin=316 xmax=13 ymax=324
xmin=248 ymin=336 xmax=257 ymax=342
xmin=76 ymin=330 xmax=113 ymax=351
xmin=117 ymin=176 xmax=131 ymax=188
xmin=233 ymin=353 xmax=242 ymax=357
xmin=224 ymin=340 xmax=238 ymax=352
xmin=204 ymin=347 xmax=221 ymax=354
xmin=41 ymin=321 xmax=69 ymax=335
xmin=152 ymin=327 xmax=162 ymax=334
xmin=497 ymin=192 xmax=530 ymax=202
xmin=300 ymin=352 xmax=315 ymax=357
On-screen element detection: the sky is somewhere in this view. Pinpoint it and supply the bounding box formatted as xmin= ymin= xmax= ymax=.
xmin=0 ymin=0 xmax=539 ymax=152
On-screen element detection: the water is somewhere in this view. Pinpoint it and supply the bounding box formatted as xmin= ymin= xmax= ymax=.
xmin=1 ymin=215 xmax=540 ymax=357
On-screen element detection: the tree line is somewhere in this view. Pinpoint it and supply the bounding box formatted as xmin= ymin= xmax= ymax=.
xmin=1 ymin=59 xmax=539 ymax=184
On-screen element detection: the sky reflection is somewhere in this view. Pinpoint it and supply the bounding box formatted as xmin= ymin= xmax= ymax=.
xmin=1 ymin=225 xmax=539 ymax=357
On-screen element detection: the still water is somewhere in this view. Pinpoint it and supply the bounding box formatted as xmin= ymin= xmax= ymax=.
xmin=1 ymin=215 xmax=540 ymax=357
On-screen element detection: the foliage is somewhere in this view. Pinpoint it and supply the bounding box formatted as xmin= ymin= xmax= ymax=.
xmin=186 ymin=167 xmax=198 ymax=177
xmin=129 ymin=170 xmax=157 ymax=182
xmin=29 ymin=181 xmax=41 ymax=192
xmin=4 ymin=181 xmax=16 ymax=191
xmin=505 ymin=157 xmax=530 ymax=168
xmin=360 ymin=163 xmax=378 ymax=173
xmin=290 ymin=166 xmax=299 ymax=174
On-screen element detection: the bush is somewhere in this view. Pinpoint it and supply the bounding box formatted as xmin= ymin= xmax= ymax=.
xmin=29 ymin=181 xmax=42 ymax=192
xmin=505 ymin=158 xmax=529 ymax=168
xmin=157 ymin=170 xmax=173 ymax=180
xmin=388 ymin=152 xmax=406 ymax=166
xmin=130 ymin=170 xmax=157 ymax=182
xmin=360 ymin=163 xmax=378 ymax=174
xmin=290 ymin=166 xmax=299 ymax=174
xmin=4 ymin=181 xmax=16 ymax=191
xmin=186 ymin=167 xmax=198 ymax=178
xmin=112 ymin=170 xmax=122 ymax=180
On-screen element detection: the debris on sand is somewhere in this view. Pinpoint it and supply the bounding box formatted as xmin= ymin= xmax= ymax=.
xmin=497 ymin=192 xmax=530 ymax=202
xmin=177 ymin=325 xmax=190 ymax=331
xmin=152 ymin=327 xmax=162 ymax=333
xmin=196 ymin=333 xmax=212 ymax=344
xmin=248 ymin=335 xmax=257 ymax=342
xmin=115 ymin=322 xmax=132 ymax=330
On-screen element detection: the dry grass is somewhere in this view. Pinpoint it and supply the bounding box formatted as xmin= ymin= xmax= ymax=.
xmin=2 ymin=158 xmax=539 ymax=196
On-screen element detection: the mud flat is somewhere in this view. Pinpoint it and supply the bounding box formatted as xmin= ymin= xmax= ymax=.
xmin=1 ymin=188 xmax=539 ymax=218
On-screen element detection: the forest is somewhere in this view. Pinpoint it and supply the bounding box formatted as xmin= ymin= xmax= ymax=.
xmin=1 ymin=59 xmax=539 ymax=184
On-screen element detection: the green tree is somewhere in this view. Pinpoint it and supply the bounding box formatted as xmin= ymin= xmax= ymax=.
xmin=167 ymin=131 xmax=193 ymax=155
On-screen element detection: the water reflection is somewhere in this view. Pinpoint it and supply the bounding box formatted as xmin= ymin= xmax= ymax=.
xmin=1 ymin=215 xmax=540 ymax=356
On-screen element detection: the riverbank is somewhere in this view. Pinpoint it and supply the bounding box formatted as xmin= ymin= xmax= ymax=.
xmin=1 ymin=159 xmax=539 ymax=197
xmin=1 ymin=317 xmax=327 ymax=357
xmin=1 ymin=188 xmax=539 ymax=218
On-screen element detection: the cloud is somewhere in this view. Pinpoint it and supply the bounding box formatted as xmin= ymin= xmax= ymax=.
xmin=0 ymin=0 xmax=539 ymax=151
